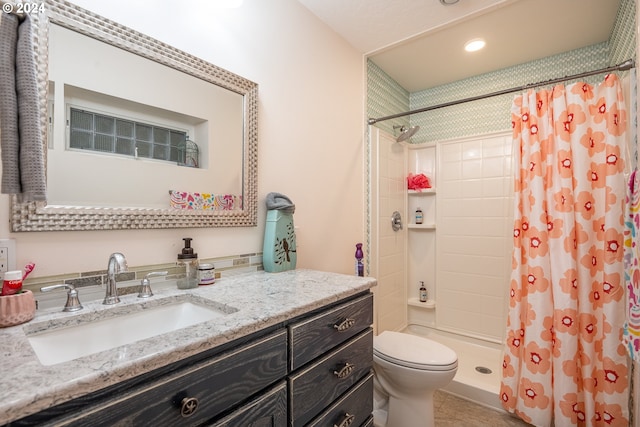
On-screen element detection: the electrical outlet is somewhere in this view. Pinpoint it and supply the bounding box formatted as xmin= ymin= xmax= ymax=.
xmin=0 ymin=239 xmax=16 ymax=274
xmin=0 ymin=248 xmax=8 ymax=273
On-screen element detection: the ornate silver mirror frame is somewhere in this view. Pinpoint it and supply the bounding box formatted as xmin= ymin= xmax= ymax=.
xmin=10 ymin=0 xmax=258 ymax=231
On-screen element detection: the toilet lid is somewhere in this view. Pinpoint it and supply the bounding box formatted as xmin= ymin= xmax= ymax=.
xmin=374 ymin=331 xmax=458 ymax=371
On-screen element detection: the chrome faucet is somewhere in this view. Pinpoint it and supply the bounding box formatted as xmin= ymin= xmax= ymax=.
xmin=104 ymin=252 xmax=128 ymax=305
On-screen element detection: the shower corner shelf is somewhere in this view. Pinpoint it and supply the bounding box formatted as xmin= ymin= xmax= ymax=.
xmin=408 ymin=297 xmax=436 ymax=309
xmin=408 ymin=223 xmax=436 ymax=230
xmin=408 ymin=188 xmax=436 ymax=195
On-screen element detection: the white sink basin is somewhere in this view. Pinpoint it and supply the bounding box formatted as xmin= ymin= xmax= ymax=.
xmin=27 ymin=300 xmax=235 ymax=366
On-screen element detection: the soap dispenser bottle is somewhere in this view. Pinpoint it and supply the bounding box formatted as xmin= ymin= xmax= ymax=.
xmin=415 ymin=207 xmax=423 ymax=225
xmin=177 ymin=237 xmax=198 ymax=289
xmin=419 ymin=281 xmax=428 ymax=302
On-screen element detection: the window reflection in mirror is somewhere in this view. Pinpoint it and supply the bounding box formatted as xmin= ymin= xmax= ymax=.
xmin=47 ymin=23 xmax=244 ymax=209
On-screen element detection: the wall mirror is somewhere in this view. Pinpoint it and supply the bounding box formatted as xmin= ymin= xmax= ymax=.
xmin=11 ymin=0 xmax=258 ymax=231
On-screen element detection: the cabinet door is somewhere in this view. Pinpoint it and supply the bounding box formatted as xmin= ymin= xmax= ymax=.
xmin=209 ymin=382 xmax=287 ymax=427
xmin=289 ymin=293 xmax=373 ymax=370
xmin=52 ymin=330 xmax=287 ymax=427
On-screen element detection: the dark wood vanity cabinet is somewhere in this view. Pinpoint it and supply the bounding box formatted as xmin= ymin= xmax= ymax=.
xmin=7 ymin=291 xmax=373 ymax=427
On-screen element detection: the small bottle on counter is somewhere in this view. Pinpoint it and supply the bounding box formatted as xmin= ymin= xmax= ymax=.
xmin=355 ymin=243 xmax=364 ymax=277
xmin=198 ymin=263 xmax=216 ymax=285
xmin=1 ymin=270 xmax=23 ymax=296
xmin=419 ymin=281 xmax=428 ymax=302
xmin=415 ymin=207 xmax=423 ymax=225
xmin=177 ymin=238 xmax=199 ymax=289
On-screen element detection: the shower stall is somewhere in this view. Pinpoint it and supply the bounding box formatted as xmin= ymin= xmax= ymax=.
xmin=369 ymin=126 xmax=514 ymax=409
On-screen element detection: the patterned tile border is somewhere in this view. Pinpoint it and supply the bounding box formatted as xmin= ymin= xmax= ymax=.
xmin=22 ymin=253 xmax=264 ymax=296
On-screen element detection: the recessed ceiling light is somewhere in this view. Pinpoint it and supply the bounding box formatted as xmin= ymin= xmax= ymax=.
xmin=464 ymin=38 xmax=486 ymax=52
xmin=440 ymin=0 xmax=460 ymax=4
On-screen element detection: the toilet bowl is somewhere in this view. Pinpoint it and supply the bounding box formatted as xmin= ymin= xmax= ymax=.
xmin=372 ymin=331 xmax=458 ymax=427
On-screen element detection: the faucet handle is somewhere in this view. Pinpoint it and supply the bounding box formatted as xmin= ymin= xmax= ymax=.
xmin=138 ymin=271 xmax=168 ymax=298
xmin=40 ymin=284 xmax=83 ymax=312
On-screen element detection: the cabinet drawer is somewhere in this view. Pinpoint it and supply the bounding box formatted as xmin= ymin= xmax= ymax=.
xmin=307 ymin=372 xmax=373 ymax=427
xmin=210 ymin=381 xmax=287 ymax=427
xmin=360 ymin=416 xmax=374 ymax=427
xmin=55 ymin=330 xmax=287 ymax=427
xmin=289 ymin=293 xmax=373 ymax=370
xmin=289 ymin=329 xmax=372 ymax=427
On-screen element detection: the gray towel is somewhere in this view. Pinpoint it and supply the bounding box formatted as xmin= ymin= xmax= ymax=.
xmin=0 ymin=13 xmax=20 ymax=195
xmin=0 ymin=14 xmax=46 ymax=202
xmin=16 ymin=15 xmax=46 ymax=201
xmin=265 ymin=192 xmax=295 ymax=214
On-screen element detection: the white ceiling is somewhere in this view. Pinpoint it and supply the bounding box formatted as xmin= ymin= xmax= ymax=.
xmin=297 ymin=0 xmax=621 ymax=92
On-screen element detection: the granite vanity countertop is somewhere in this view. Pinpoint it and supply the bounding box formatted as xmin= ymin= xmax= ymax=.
xmin=0 ymin=268 xmax=376 ymax=425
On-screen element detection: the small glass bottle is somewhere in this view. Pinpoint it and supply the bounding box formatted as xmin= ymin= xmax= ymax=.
xmin=177 ymin=238 xmax=199 ymax=289
xmin=355 ymin=243 xmax=364 ymax=277
xmin=419 ymin=281 xmax=428 ymax=302
xmin=415 ymin=207 xmax=423 ymax=225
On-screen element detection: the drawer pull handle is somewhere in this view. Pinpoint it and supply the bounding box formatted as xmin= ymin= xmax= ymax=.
xmin=334 ymin=362 xmax=355 ymax=379
xmin=180 ymin=397 xmax=199 ymax=418
xmin=333 ymin=318 xmax=356 ymax=331
xmin=334 ymin=412 xmax=355 ymax=427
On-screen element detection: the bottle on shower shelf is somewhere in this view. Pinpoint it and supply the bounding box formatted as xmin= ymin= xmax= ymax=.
xmin=419 ymin=281 xmax=428 ymax=302
xmin=415 ymin=207 xmax=423 ymax=225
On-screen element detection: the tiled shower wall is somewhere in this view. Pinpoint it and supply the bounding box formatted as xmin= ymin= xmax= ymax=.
xmin=408 ymin=43 xmax=611 ymax=143
xmin=367 ymin=61 xmax=410 ymax=136
xmin=609 ymin=0 xmax=636 ymax=66
xmin=436 ymin=133 xmax=512 ymax=342
xmin=370 ymin=127 xmax=407 ymax=333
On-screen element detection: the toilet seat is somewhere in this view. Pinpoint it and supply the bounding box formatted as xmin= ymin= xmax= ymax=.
xmin=374 ymin=331 xmax=458 ymax=371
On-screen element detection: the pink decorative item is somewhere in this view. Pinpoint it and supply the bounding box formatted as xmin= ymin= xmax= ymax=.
xmin=0 ymin=290 xmax=36 ymax=327
xmin=169 ymin=190 xmax=243 ymax=210
xmin=407 ymin=173 xmax=432 ymax=191
xmin=22 ymin=262 xmax=35 ymax=280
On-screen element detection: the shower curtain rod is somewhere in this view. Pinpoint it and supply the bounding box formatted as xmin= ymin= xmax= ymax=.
xmin=367 ymin=59 xmax=636 ymax=125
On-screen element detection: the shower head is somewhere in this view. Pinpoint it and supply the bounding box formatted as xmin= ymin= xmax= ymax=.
xmin=393 ymin=125 xmax=420 ymax=142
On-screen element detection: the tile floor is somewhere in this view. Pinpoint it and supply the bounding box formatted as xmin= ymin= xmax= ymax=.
xmin=434 ymin=390 xmax=532 ymax=427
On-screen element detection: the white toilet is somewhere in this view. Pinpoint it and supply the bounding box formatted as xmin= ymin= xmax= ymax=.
xmin=372 ymin=331 xmax=458 ymax=427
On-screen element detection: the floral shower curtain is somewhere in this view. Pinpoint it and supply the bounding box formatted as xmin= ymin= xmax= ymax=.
xmin=500 ymin=74 xmax=630 ymax=426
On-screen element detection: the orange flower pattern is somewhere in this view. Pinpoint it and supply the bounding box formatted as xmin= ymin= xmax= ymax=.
xmin=501 ymin=75 xmax=629 ymax=426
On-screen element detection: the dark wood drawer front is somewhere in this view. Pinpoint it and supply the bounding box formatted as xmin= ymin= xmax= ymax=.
xmin=210 ymin=381 xmax=287 ymax=427
xmin=57 ymin=330 xmax=287 ymax=427
xmin=289 ymin=329 xmax=373 ymax=427
xmin=360 ymin=416 xmax=374 ymax=427
xmin=307 ymin=373 xmax=374 ymax=427
xmin=289 ymin=293 xmax=373 ymax=370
